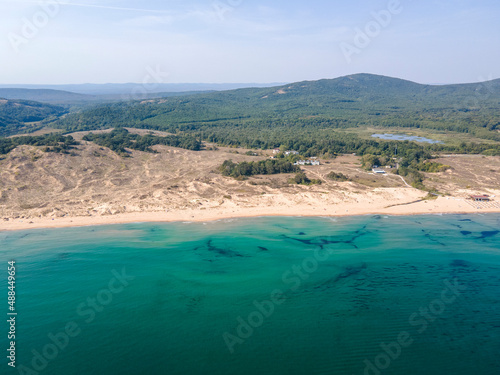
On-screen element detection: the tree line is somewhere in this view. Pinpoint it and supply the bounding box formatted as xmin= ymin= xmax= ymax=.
xmin=219 ymin=159 xmax=300 ymax=178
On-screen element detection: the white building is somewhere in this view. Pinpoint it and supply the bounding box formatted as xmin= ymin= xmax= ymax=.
xmin=294 ymin=160 xmax=320 ymax=166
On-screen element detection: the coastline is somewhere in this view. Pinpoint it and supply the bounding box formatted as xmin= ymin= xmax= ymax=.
xmin=2 ymin=195 xmax=499 ymax=231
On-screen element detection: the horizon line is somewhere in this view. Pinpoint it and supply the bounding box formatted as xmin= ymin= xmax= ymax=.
xmin=0 ymin=73 xmax=498 ymax=88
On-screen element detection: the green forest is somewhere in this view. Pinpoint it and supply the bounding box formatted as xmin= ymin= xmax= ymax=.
xmin=52 ymin=74 xmax=500 ymax=144
xmin=219 ymin=159 xmax=301 ymax=178
xmin=0 ymin=133 xmax=79 ymax=155
xmin=39 ymin=74 xmax=499 ymax=165
xmin=2 ymin=74 xmax=500 ymax=169
xmin=0 ymin=99 xmax=67 ymax=136
xmin=82 ymin=128 xmax=202 ymax=156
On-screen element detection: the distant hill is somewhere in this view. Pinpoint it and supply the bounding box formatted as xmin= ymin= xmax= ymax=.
xmin=4 ymin=74 xmax=500 ymax=143
xmin=283 ymin=73 xmax=500 ymax=103
xmin=0 ymin=83 xmax=285 ymax=96
xmin=54 ymin=73 xmax=500 ymax=142
xmin=0 ymin=98 xmax=67 ymax=136
xmin=0 ymin=89 xmax=94 ymax=104
xmin=0 ymin=88 xmax=219 ymax=106
xmin=234 ymin=73 xmax=500 ymax=106
xmin=96 ymin=90 xmax=216 ymax=102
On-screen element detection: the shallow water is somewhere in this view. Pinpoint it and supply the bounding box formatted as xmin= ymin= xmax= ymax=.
xmin=1 ymin=214 xmax=499 ymax=374
xmin=371 ymin=133 xmax=443 ymax=144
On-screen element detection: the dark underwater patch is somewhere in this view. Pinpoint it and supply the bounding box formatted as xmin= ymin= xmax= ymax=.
xmin=185 ymin=295 xmax=204 ymax=313
xmin=283 ymin=236 xmax=316 ymax=245
xmin=312 ymin=263 xmax=368 ymax=292
xmin=334 ymin=263 xmax=368 ymax=281
xmin=461 ymin=231 xmax=472 ymax=236
xmin=205 ymin=239 xmax=246 ymax=257
xmin=421 ymin=230 xmax=446 ymax=246
xmin=282 ymin=224 xmax=368 ymax=249
xmin=195 ymin=239 xmax=247 ymax=259
xmin=451 ymin=259 xmax=471 ymax=268
xmin=479 ymin=231 xmax=499 ymax=239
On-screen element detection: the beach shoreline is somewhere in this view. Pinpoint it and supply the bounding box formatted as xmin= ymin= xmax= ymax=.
xmin=2 ymin=195 xmax=499 ymax=231
xmin=2 ymin=145 xmax=500 ymax=233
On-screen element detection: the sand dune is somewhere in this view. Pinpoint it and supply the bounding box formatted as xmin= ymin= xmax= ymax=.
xmin=1 ymin=142 xmax=499 ymax=231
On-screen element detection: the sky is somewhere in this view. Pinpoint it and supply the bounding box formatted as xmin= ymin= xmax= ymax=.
xmin=1 ymin=0 xmax=499 ymax=84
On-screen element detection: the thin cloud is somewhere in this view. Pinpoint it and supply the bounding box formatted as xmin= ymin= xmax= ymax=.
xmin=120 ymin=15 xmax=174 ymax=27
xmin=3 ymin=0 xmax=172 ymax=13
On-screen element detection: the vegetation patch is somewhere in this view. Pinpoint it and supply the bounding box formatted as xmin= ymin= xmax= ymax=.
xmin=289 ymin=172 xmax=322 ymax=186
xmin=82 ymin=128 xmax=202 ymax=156
xmin=326 ymin=171 xmax=350 ymax=181
xmin=219 ymin=159 xmax=300 ymax=179
xmin=0 ymin=134 xmax=79 ymax=155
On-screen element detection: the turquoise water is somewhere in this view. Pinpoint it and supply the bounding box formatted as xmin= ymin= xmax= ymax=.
xmin=1 ymin=215 xmax=500 ymax=375
xmin=371 ymin=133 xmax=443 ymax=144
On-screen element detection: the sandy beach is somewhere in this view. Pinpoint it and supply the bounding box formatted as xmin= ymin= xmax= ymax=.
xmin=2 ymin=144 xmax=500 ymax=232
xmin=2 ymin=190 xmax=499 ymax=231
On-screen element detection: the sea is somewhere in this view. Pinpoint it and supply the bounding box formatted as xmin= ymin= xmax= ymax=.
xmin=1 ymin=214 xmax=499 ymax=375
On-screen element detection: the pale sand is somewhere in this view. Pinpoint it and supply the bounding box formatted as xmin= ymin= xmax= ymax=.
xmin=2 ymin=145 xmax=500 ymax=232
xmin=2 ymin=192 xmax=499 ymax=231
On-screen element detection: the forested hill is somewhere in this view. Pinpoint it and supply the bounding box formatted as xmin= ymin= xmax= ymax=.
xmin=0 ymin=99 xmax=67 ymax=136
xmin=283 ymin=73 xmax=500 ymax=100
xmin=54 ymin=74 xmax=500 ymax=142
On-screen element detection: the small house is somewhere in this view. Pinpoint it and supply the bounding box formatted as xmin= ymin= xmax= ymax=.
xmin=372 ymin=168 xmax=386 ymax=174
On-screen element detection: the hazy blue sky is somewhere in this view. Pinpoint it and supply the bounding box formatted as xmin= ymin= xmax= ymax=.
xmin=1 ymin=0 xmax=499 ymax=84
